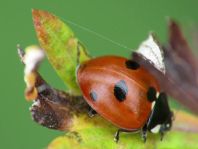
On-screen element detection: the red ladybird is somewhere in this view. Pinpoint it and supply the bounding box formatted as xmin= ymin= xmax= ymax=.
xmin=77 ymin=55 xmax=173 ymax=142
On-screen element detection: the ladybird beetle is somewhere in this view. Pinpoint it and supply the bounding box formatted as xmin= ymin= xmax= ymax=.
xmin=77 ymin=56 xmax=173 ymax=142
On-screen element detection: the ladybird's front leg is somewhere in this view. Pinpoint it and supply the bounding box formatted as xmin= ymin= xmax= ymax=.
xmin=159 ymin=111 xmax=173 ymax=141
xmin=159 ymin=124 xmax=165 ymax=141
xmin=158 ymin=123 xmax=171 ymax=141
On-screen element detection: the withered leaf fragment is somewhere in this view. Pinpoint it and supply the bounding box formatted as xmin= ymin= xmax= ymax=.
xmin=30 ymin=76 xmax=89 ymax=131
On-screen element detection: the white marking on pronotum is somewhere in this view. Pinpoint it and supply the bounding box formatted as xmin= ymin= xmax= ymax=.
xmin=152 ymin=91 xmax=160 ymax=109
xmin=151 ymin=124 xmax=161 ymax=133
xmin=151 ymin=101 xmax=156 ymax=109
xmin=136 ymin=34 xmax=165 ymax=74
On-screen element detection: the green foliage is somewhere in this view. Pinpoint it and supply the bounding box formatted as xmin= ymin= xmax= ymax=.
xmin=32 ymin=10 xmax=91 ymax=95
xmin=48 ymin=115 xmax=198 ymax=149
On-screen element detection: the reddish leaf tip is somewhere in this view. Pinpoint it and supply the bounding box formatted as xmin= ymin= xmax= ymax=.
xmin=32 ymin=9 xmax=41 ymax=18
xmin=32 ymin=9 xmax=50 ymax=22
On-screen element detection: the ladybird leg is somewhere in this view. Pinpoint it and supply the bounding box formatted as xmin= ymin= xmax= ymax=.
xmin=114 ymin=129 xmax=138 ymax=143
xmin=146 ymin=93 xmax=173 ymax=138
xmin=114 ymin=129 xmax=121 ymax=143
xmin=159 ymin=124 xmax=165 ymax=141
xmin=159 ymin=120 xmax=173 ymax=141
xmin=88 ymin=106 xmax=97 ymax=117
xmin=141 ymin=123 xmax=147 ymax=143
xmin=114 ymin=129 xmax=129 ymax=143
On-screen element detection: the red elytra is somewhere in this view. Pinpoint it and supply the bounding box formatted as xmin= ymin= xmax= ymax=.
xmin=77 ymin=56 xmax=160 ymax=131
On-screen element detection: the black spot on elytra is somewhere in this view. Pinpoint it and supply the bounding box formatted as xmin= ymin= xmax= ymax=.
xmin=114 ymin=80 xmax=128 ymax=102
xmin=147 ymin=87 xmax=157 ymax=102
xmin=125 ymin=60 xmax=140 ymax=70
xmin=90 ymin=91 xmax=97 ymax=101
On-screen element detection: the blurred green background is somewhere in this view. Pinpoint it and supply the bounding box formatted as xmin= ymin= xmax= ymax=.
xmin=0 ymin=0 xmax=198 ymax=148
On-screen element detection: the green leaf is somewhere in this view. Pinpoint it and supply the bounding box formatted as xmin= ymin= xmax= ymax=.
xmin=48 ymin=111 xmax=198 ymax=149
xmin=32 ymin=10 xmax=91 ymax=95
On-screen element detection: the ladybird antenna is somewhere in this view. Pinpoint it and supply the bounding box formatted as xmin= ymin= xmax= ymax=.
xmin=62 ymin=18 xmax=132 ymax=51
